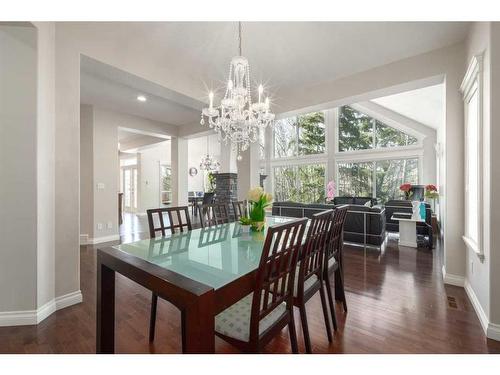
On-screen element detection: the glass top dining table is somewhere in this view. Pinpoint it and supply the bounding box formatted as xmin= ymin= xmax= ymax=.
xmin=113 ymin=216 xmax=297 ymax=290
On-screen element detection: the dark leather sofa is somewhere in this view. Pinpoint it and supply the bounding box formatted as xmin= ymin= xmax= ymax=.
xmin=384 ymin=200 xmax=433 ymax=248
xmin=272 ymin=201 xmax=386 ymax=247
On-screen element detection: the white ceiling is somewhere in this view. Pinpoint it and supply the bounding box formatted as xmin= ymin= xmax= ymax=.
xmin=79 ymin=22 xmax=468 ymax=128
xmin=372 ymin=84 xmax=444 ymax=129
xmin=80 ymin=56 xmax=203 ymax=126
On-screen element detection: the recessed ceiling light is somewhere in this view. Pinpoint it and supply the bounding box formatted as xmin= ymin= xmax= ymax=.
xmin=137 ymin=95 xmax=147 ymax=102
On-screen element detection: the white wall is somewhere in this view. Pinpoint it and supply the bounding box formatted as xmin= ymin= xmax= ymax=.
xmin=463 ymin=21 xmax=491 ymax=333
xmin=0 ymin=25 xmax=38 ymax=312
xmin=490 ymin=22 xmax=500 ymax=332
xmin=187 ymin=135 xmax=221 ymax=192
xmin=80 ymin=106 xmax=175 ymax=242
xmin=80 ymin=104 xmax=94 ymax=239
xmin=36 ymin=22 xmax=57 ymax=311
xmin=138 ymin=141 xmax=171 ymax=213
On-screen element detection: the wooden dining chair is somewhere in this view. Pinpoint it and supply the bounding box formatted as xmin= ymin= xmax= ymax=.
xmin=146 ymin=206 xmax=192 ymax=238
xmin=293 ymin=209 xmax=334 ymax=353
xmin=323 ymin=205 xmax=349 ymax=332
xmin=214 ymin=218 xmax=308 ymax=353
xmin=198 ymin=203 xmax=230 ymax=228
xmin=232 ymin=200 xmax=248 ymax=221
xmin=146 ymin=206 xmax=192 ymax=342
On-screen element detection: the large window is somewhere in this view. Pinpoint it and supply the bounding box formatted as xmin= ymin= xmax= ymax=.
xmin=337 ymin=161 xmax=373 ymax=197
xmin=274 ymin=164 xmax=326 ymax=203
xmin=375 ymin=158 xmax=419 ymax=203
xmin=337 ymin=158 xmax=419 ymax=203
xmin=274 ymin=112 xmax=325 ymax=158
xmin=339 ymin=106 xmax=418 ymax=151
xmin=461 ymin=54 xmax=483 ymax=257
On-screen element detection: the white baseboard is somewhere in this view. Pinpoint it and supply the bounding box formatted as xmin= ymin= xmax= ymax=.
xmin=82 ymin=234 xmax=120 ymax=245
xmin=0 ymin=290 xmax=83 ymax=327
xmin=442 ymin=265 xmax=465 ymax=287
xmin=464 ymin=280 xmax=500 ymax=341
xmin=464 ymin=280 xmax=489 ymax=332
xmin=487 ymin=322 xmax=500 ymax=341
xmin=55 ymin=290 xmax=83 ymax=310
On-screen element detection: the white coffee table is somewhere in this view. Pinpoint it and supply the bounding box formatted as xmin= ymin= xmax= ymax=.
xmin=391 ymin=213 xmax=425 ymax=248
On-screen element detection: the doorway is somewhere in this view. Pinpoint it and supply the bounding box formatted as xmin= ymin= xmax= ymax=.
xmin=122 ymin=165 xmax=138 ymax=213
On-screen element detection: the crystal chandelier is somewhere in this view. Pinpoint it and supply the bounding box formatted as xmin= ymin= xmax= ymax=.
xmin=199 ymin=136 xmax=220 ymax=172
xmin=200 ymin=22 xmax=275 ymax=160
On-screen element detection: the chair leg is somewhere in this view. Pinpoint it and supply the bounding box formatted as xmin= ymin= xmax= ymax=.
xmin=319 ymin=284 xmax=333 ymax=342
xmin=324 ymin=272 xmax=338 ymax=331
xmin=288 ymin=312 xmax=299 ymax=354
xmin=149 ymin=292 xmax=158 ymax=342
xmin=335 ymin=267 xmax=348 ymax=312
xmin=299 ymin=305 xmax=312 ymax=354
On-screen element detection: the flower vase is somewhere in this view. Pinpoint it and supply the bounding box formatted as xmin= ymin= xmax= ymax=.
xmin=241 ymin=225 xmax=251 ymax=234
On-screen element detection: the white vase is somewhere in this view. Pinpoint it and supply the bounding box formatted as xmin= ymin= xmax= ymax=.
xmin=241 ymin=225 xmax=251 ymax=233
xmin=412 ymin=201 xmax=420 ymax=220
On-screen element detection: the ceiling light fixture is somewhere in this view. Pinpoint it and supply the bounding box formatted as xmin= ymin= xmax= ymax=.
xmin=200 ymin=22 xmax=275 ymax=161
xmin=137 ymin=95 xmax=147 ymax=102
xmin=199 ymin=136 xmax=220 ymax=172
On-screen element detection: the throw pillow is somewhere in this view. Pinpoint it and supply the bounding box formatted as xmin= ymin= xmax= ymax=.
xmin=364 ymin=201 xmax=372 ymax=208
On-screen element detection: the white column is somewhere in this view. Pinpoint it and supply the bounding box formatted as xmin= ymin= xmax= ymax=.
xmin=326 ymin=108 xmax=338 ymax=185
xmin=171 ymin=137 xmax=189 ymax=206
xmin=237 ymin=142 xmax=260 ymax=200
xmin=264 ymin=125 xmax=273 ymax=193
xmin=219 ymin=141 xmax=237 ymax=173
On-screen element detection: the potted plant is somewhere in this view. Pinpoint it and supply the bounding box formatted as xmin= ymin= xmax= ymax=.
xmin=239 ymin=216 xmax=252 ymax=233
xmin=247 ymin=186 xmax=273 ymax=231
xmin=424 ymin=184 xmax=439 ymax=212
xmin=399 ymin=183 xmax=413 ymax=200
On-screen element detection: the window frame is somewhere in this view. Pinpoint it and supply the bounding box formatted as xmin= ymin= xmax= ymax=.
xmin=335 ymin=156 xmax=421 ymax=201
xmin=460 ymin=53 xmax=484 ymax=260
xmin=336 ymin=105 xmax=422 ymax=153
xmin=272 ymin=162 xmax=327 ymax=204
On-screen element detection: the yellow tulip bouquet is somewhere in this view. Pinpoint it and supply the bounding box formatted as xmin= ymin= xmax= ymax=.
xmin=243 ymin=186 xmax=273 ymax=231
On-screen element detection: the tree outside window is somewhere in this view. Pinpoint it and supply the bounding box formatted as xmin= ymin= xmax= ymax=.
xmin=339 ymin=106 xmax=418 ymax=151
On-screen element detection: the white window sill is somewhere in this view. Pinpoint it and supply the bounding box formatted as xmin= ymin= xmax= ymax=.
xmin=463 ymin=235 xmax=485 ymax=261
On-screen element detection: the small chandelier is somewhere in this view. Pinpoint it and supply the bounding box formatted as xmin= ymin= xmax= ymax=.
xmin=199 ymin=137 xmax=220 ymax=172
xmin=200 ymin=22 xmax=275 ymax=161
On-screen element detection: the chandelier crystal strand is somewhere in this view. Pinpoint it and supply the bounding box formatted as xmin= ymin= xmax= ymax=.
xmin=200 ymin=21 xmax=275 ymax=161
xmin=199 ymin=136 xmax=220 ymax=172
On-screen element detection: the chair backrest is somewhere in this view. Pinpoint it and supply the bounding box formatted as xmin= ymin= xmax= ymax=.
xmin=232 ymin=200 xmax=247 ymax=221
xmin=248 ymin=218 xmax=308 ymax=342
xmin=197 ymin=203 xmax=230 ymax=228
xmin=297 ymin=210 xmax=333 ymax=295
xmin=146 ymin=206 xmax=192 ymax=238
xmin=326 ymin=205 xmax=348 ymax=261
xmin=202 ymin=192 xmax=215 ymax=205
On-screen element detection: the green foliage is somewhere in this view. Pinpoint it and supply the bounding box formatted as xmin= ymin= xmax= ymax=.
xmin=206 ymin=172 xmax=216 ymax=193
xmin=239 ymin=216 xmax=252 ymax=225
xmin=298 ymin=112 xmax=325 ymax=155
xmin=274 ymin=165 xmax=326 ymax=204
xmin=339 ymin=106 xmax=373 ymax=151
xmin=339 ymin=106 xmax=418 ymax=151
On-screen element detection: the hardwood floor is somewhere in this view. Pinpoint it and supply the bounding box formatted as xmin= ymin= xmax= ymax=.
xmin=1 ymin=216 xmax=499 ymax=354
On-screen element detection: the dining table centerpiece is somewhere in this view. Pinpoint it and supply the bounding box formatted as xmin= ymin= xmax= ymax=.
xmin=247 ymin=186 xmax=273 ymax=231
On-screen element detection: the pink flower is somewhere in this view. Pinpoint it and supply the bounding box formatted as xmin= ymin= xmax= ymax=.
xmin=326 ymin=180 xmax=336 ymax=201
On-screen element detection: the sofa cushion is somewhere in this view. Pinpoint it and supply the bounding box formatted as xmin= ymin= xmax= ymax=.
xmin=333 ymin=197 xmax=354 ymax=205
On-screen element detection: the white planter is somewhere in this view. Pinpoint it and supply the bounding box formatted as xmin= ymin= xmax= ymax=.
xmin=241 ymin=225 xmax=251 ymax=233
